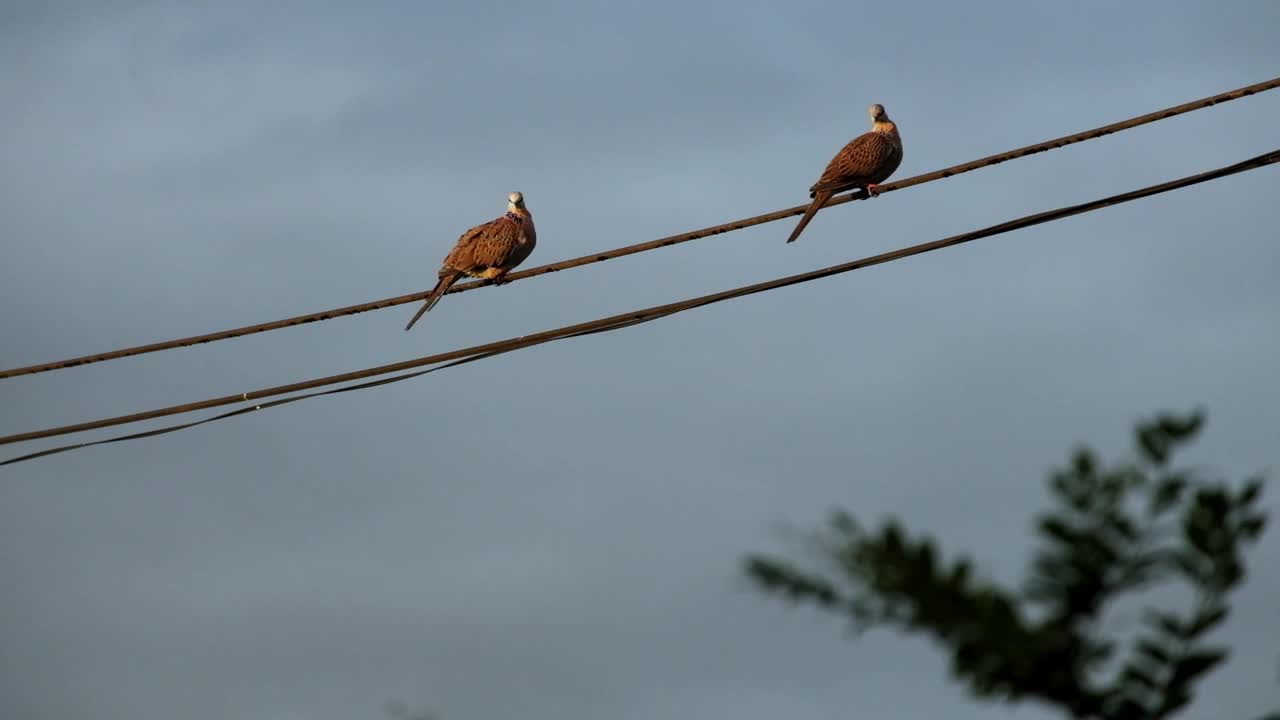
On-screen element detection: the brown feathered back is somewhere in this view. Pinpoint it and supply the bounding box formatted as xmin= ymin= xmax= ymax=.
xmin=440 ymin=213 xmax=536 ymax=277
xmin=809 ymin=129 xmax=903 ymax=196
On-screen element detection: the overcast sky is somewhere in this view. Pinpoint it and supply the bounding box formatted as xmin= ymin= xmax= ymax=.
xmin=2 ymin=2 xmax=1278 ymax=719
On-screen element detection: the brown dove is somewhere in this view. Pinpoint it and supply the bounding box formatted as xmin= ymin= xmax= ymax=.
xmin=785 ymin=103 xmax=903 ymax=244
xmin=404 ymin=191 xmax=537 ymax=331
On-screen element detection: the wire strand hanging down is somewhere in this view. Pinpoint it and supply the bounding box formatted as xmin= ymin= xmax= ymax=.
xmin=2 ymin=76 xmax=1276 ymax=381
xmin=4 ymin=148 xmax=1276 ymax=466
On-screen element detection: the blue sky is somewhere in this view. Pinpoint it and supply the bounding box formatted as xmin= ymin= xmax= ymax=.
xmin=2 ymin=2 xmax=1278 ymax=719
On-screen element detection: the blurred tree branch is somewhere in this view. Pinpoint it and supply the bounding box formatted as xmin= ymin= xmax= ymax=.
xmin=746 ymin=410 xmax=1274 ymax=720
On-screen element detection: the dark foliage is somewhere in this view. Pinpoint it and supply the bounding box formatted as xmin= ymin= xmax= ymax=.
xmin=746 ymin=411 xmax=1273 ymax=720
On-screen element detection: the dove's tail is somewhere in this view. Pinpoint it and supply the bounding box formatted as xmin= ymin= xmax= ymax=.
xmin=404 ymin=272 xmax=462 ymax=331
xmin=785 ymin=191 xmax=831 ymax=244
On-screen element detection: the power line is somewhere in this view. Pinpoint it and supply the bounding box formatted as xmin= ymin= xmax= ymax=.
xmin=2 ymin=77 xmax=1276 ymax=381
xmin=4 ymin=148 xmax=1276 ymax=466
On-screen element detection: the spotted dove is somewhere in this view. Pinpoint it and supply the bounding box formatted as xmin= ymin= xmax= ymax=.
xmin=404 ymin=191 xmax=537 ymax=331
xmin=786 ymin=103 xmax=903 ymax=244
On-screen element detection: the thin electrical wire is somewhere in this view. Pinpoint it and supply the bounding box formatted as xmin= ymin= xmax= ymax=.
xmin=4 ymin=148 xmax=1276 ymax=466
xmin=2 ymin=76 xmax=1276 ymax=380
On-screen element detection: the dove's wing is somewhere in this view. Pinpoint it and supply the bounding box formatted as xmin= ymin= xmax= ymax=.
xmin=809 ymin=131 xmax=903 ymax=196
xmin=442 ymin=215 xmax=530 ymax=275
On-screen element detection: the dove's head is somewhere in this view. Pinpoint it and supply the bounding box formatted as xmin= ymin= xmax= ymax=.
xmin=868 ymin=103 xmax=897 ymax=135
xmin=507 ymin=191 xmax=526 ymax=210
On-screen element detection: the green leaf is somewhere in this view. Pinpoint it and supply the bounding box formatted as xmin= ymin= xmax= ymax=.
xmin=1150 ymin=476 xmax=1187 ymax=515
xmin=1207 ymin=556 xmax=1245 ymax=592
xmin=882 ymin=524 xmax=904 ymax=552
xmin=1158 ymin=411 xmax=1204 ymax=443
xmin=1173 ymin=551 xmax=1207 ymax=585
xmin=1239 ymin=516 xmax=1268 ymax=541
xmin=1157 ymin=686 xmax=1194 ymax=717
xmin=1096 ymin=509 xmax=1140 ymax=543
xmin=1143 ymin=609 xmax=1186 ymax=639
xmin=1038 ymin=516 xmax=1078 ymax=546
xmin=1118 ymin=665 xmax=1161 ymax=692
xmin=1049 ymin=470 xmax=1074 ymax=501
xmin=1238 ymin=477 xmax=1264 ymax=506
xmin=1169 ymin=648 xmax=1229 ymax=684
xmin=1117 ymin=550 xmax=1169 ymax=589
xmin=744 ymin=557 xmax=841 ymax=607
xmin=1117 ymin=465 xmax=1148 ymax=491
xmin=1183 ymin=505 xmax=1220 ymax=558
xmin=1090 ymin=532 xmax=1121 ymax=562
xmin=1185 ymin=605 xmax=1229 ymax=637
xmin=1107 ymin=696 xmax=1152 ymax=720
xmin=1073 ymin=449 xmax=1097 ymax=478
xmin=1137 ymin=425 xmax=1170 ymax=465
xmin=1200 ymin=487 xmax=1231 ymax=517
xmin=916 ymin=540 xmax=938 ymax=573
xmin=948 ymin=559 xmax=971 ymax=589
xmin=1135 ymin=638 xmax=1174 ymax=666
